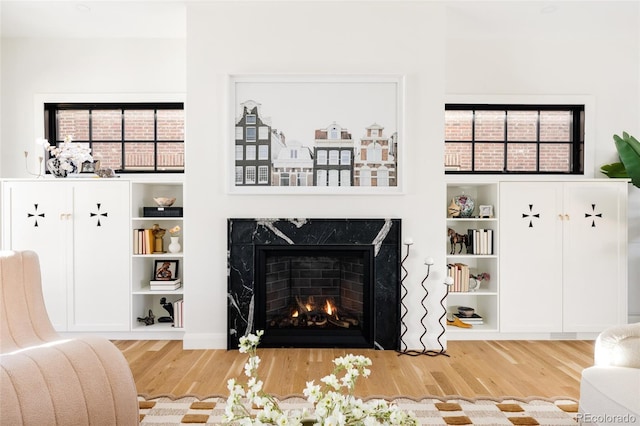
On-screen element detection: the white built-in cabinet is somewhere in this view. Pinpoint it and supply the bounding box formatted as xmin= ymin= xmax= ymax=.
xmin=499 ymin=180 xmax=628 ymax=333
xmin=1 ymin=179 xmax=130 ymax=331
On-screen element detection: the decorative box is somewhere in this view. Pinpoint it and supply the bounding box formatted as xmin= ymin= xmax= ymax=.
xmin=143 ymin=207 xmax=183 ymax=217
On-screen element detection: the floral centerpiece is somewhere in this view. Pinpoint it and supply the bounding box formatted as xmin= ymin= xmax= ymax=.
xmin=38 ymin=135 xmax=93 ymax=177
xmin=224 ymin=330 xmax=418 ymax=425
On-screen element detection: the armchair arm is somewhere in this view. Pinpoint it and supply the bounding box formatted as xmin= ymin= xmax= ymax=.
xmin=594 ymin=323 xmax=640 ymax=368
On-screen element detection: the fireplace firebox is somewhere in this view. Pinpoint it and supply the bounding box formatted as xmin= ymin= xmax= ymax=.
xmin=227 ymin=218 xmax=401 ymax=350
xmin=255 ymin=245 xmax=374 ymax=347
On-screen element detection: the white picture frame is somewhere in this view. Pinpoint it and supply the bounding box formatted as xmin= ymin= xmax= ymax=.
xmin=479 ymin=205 xmax=494 ymax=218
xmin=228 ymin=75 xmax=404 ymax=195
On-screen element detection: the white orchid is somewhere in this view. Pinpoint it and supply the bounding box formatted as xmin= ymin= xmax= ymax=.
xmin=40 ymin=135 xmax=93 ymax=176
xmin=224 ymin=331 xmax=418 ymax=425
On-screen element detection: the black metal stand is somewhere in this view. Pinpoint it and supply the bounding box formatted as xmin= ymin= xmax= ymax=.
xmin=397 ymin=262 xmax=450 ymax=357
xmin=397 ymin=242 xmax=412 ymax=353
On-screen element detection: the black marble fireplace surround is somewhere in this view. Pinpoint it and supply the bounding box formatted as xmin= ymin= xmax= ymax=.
xmin=227 ymin=218 xmax=401 ymax=350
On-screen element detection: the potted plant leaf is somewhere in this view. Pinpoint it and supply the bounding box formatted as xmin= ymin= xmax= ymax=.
xmin=601 ymin=132 xmax=640 ymax=188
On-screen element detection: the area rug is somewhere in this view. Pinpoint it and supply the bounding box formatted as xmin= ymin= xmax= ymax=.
xmin=138 ymin=395 xmax=579 ymax=425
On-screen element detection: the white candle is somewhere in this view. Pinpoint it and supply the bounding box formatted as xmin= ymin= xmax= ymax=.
xmin=444 ymin=276 xmax=455 ymax=286
xmin=425 ymin=257 xmax=434 ymax=266
xmin=403 ymin=237 xmax=414 ymax=245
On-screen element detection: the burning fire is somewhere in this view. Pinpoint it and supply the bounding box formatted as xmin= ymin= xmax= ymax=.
xmin=325 ymin=299 xmax=335 ymax=316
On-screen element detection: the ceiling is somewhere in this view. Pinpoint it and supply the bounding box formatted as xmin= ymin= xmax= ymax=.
xmin=0 ymin=1 xmax=187 ymax=38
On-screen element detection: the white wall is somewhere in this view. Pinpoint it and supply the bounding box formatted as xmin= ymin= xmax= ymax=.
xmin=184 ymin=1 xmax=447 ymax=348
xmin=0 ymin=37 xmax=186 ymax=178
xmin=1 ymin=1 xmax=638 ymax=348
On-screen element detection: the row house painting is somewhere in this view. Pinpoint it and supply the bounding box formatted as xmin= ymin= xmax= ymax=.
xmin=235 ymin=100 xmax=398 ymax=188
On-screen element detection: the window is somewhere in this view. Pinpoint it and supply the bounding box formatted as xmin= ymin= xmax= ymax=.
xmin=317 ymin=169 xmax=327 ymax=186
xmin=340 ymin=150 xmax=351 ymax=165
xmin=246 ymin=114 xmax=257 ymax=125
xmin=246 ymin=127 xmax=257 ymax=142
xmin=245 ymin=166 xmax=256 ymax=184
xmin=44 ymin=102 xmax=184 ymax=173
xmin=360 ymin=169 xmax=371 ymax=186
xmin=328 ymin=170 xmax=339 ymax=186
xmin=236 ymin=127 xmax=243 ymax=140
xmin=258 ymin=145 xmax=269 ymax=160
xmin=235 ymin=166 xmax=244 ymax=184
xmin=340 ymin=170 xmax=351 ymax=186
xmin=329 ymin=150 xmax=339 ymax=165
xmin=246 ymin=145 xmax=256 ymax=160
xmin=377 ymin=168 xmax=389 ymax=186
xmin=445 ymin=104 xmax=584 ymax=174
xmin=259 ymin=126 xmax=269 ymax=140
xmin=368 ymin=143 xmax=382 ymax=162
xmin=258 ymin=166 xmax=269 ymax=184
xmin=280 ymin=172 xmax=290 ymax=186
xmin=235 ymin=145 xmax=244 ymax=161
xmin=316 ymin=150 xmax=327 ymax=165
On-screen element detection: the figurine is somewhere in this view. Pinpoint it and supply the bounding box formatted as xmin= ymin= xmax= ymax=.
xmin=448 ymin=199 xmax=461 ymax=218
xmin=447 ymin=227 xmax=468 ymax=255
xmin=137 ymin=309 xmax=155 ymax=326
xmin=152 ymin=224 xmax=166 ymax=253
xmin=159 ymin=297 xmax=174 ymax=323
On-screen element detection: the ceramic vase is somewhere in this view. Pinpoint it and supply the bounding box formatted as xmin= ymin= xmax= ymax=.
xmin=47 ymin=158 xmax=78 ymax=178
xmin=168 ymin=236 xmax=181 ymax=253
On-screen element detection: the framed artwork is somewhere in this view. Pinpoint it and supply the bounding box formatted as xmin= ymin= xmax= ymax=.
xmin=153 ymin=259 xmax=179 ymax=281
xmin=479 ymin=205 xmax=494 ymax=218
xmin=229 ymin=75 xmax=404 ymax=194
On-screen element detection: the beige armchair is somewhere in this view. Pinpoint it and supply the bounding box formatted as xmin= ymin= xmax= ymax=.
xmin=0 ymin=250 xmax=139 ymax=425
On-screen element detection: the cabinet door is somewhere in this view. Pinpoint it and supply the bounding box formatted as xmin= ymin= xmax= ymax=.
xmin=4 ymin=181 xmax=70 ymax=330
xmin=499 ymin=182 xmax=563 ymax=332
xmin=70 ymin=181 xmax=130 ymax=331
xmin=562 ymin=182 xmax=626 ymax=332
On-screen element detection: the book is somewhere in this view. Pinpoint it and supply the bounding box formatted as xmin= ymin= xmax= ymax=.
xmin=172 ymin=299 xmax=184 ymax=328
xmin=453 ymin=313 xmax=483 ymax=324
xmin=150 ymin=278 xmax=182 ymax=290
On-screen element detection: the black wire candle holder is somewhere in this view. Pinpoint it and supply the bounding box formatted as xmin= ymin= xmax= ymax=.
xmin=398 ymin=258 xmax=451 ymax=357
xmin=397 ymin=238 xmax=413 ymax=353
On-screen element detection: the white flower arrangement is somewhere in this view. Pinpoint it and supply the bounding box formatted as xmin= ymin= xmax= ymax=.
xmin=38 ymin=135 xmax=93 ymax=176
xmin=224 ymin=330 xmax=418 ymax=425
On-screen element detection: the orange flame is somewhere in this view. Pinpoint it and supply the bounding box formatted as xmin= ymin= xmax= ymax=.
xmin=325 ymin=300 xmax=335 ymax=316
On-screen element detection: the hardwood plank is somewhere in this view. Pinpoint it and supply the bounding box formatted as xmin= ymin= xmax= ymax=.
xmin=115 ymin=340 xmax=595 ymax=400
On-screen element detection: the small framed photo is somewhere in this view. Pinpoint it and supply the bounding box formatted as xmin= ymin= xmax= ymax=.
xmin=479 ymin=205 xmax=494 ymax=218
xmin=153 ymin=259 xmax=179 ymax=281
xmin=81 ymin=160 xmax=99 ymax=173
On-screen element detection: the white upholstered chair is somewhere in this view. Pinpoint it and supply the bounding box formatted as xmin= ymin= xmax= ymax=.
xmin=579 ymin=322 xmax=640 ymax=425
xmin=0 ymin=250 xmax=139 ymax=425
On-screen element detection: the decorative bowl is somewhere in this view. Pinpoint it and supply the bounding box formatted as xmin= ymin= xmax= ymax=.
xmin=457 ymin=306 xmax=475 ymax=317
xmin=153 ymin=197 xmax=176 ymax=207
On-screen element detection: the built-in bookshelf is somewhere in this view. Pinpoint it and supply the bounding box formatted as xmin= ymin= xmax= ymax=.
xmin=131 ymin=180 xmax=185 ymax=334
xmin=445 ymin=182 xmax=499 ymax=335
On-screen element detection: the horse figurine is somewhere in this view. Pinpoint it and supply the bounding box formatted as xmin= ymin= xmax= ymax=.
xmin=447 ymin=228 xmax=468 ymax=255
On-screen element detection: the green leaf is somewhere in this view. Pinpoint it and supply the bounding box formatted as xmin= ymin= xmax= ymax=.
xmin=600 ymin=162 xmax=629 ymax=178
xmin=613 ymin=132 xmax=640 ymax=188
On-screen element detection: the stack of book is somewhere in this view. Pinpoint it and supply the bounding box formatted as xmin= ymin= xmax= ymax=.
xmin=149 ymin=278 xmax=181 ymax=291
xmin=172 ymin=299 xmax=184 ymax=328
xmin=453 ymin=312 xmax=484 ymax=325
xmin=466 ymin=228 xmax=494 ymax=255
xmin=134 ymin=229 xmax=159 ymax=254
xmin=447 ymin=263 xmax=470 ymax=292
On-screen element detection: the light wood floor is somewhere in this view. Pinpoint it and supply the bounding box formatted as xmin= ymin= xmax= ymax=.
xmin=115 ymin=339 xmax=594 ymax=400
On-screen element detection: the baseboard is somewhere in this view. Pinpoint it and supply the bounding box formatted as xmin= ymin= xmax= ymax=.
xmin=183 ymin=332 xmax=227 ymax=349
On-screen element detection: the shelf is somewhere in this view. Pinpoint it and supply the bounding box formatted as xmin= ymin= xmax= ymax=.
xmin=132 ymin=217 xmax=183 ymax=221
xmin=448 ymin=291 xmax=498 ymax=297
xmin=133 ymin=253 xmax=183 ymax=258
xmin=447 ymin=218 xmax=497 ymax=222
xmin=133 ymin=288 xmax=184 ymax=295
xmin=132 ymin=322 xmax=184 ymax=332
xmin=446 ymin=254 xmax=497 ymax=259
xmin=447 ymin=324 xmax=498 ymax=333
